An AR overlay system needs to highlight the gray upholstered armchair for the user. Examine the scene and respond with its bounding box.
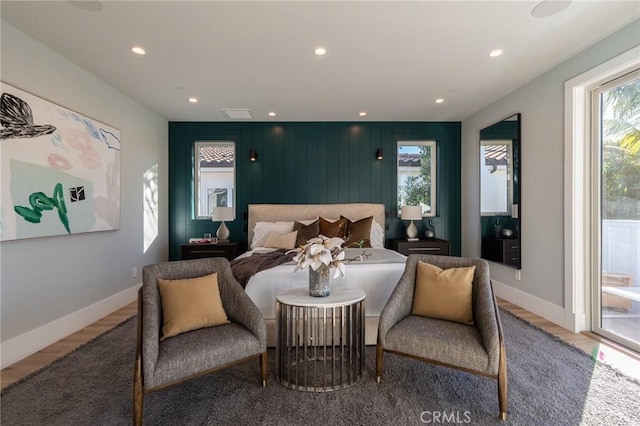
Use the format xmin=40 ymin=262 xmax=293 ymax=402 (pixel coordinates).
xmin=376 ymin=255 xmax=508 ymax=420
xmin=133 ymin=258 xmax=267 ymax=425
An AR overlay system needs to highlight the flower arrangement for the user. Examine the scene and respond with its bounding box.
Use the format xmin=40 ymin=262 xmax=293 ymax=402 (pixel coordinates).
xmin=287 ymin=235 xmax=346 ymax=279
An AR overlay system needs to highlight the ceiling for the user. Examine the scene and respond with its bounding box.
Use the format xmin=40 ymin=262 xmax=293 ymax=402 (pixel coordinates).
xmin=2 ymin=1 xmax=639 ymax=122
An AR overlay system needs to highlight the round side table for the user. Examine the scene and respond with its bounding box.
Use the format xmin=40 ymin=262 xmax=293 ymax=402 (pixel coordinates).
xmin=276 ymin=287 xmax=365 ymax=392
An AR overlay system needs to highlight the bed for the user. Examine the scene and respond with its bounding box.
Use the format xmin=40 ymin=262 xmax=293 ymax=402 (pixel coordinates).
xmin=239 ymin=203 xmax=407 ymax=345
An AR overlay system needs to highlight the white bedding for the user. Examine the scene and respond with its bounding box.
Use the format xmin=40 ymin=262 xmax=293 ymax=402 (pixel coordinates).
xmin=242 ymin=248 xmax=407 ymax=320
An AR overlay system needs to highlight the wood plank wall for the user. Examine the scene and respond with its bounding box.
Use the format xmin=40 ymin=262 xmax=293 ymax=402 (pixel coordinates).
xmin=169 ymin=122 xmax=461 ymax=260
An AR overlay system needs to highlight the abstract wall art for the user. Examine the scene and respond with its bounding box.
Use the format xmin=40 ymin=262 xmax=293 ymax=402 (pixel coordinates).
xmin=0 ymin=83 xmax=120 ymax=241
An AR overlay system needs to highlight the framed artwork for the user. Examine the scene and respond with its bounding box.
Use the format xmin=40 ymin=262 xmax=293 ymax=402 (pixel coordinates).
xmin=0 ymin=83 xmax=120 ymax=241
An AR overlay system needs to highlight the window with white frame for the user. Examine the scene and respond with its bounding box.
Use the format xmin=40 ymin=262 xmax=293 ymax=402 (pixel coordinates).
xmin=397 ymin=141 xmax=437 ymax=217
xmin=194 ymin=141 xmax=235 ymax=219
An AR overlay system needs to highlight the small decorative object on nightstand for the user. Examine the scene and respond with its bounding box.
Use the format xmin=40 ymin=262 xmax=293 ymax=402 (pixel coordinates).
xmin=401 ymin=205 xmax=422 ymax=239
xmin=425 ymin=219 xmax=436 ymax=239
xmin=391 ymin=238 xmax=450 ymax=256
xmin=211 ymin=207 xmax=234 ymax=242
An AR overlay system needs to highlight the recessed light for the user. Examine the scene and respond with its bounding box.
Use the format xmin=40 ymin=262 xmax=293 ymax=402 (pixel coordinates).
xmin=268 ymin=112 xmax=276 ymax=117
xmin=359 ymin=112 xmax=367 ymax=117
xmin=435 ymin=99 xmax=444 ymax=104
xmin=131 ymin=46 xmax=146 ymax=55
xmin=314 ymin=47 xmax=327 ymax=56
xmin=188 ymin=97 xmax=198 ymax=103
xmin=489 ymin=49 xmax=503 ymax=58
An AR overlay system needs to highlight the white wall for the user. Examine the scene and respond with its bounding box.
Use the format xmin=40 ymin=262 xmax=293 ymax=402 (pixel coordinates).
xmin=0 ymin=22 xmax=168 ymax=366
xmin=462 ymin=20 xmax=640 ymax=325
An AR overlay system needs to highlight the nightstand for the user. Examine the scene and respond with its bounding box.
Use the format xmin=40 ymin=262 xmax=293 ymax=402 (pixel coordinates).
xmin=390 ymin=238 xmax=451 ymax=256
xmin=180 ymin=241 xmax=241 ymax=261
xmin=482 ymin=237 xmax=520 ymax=268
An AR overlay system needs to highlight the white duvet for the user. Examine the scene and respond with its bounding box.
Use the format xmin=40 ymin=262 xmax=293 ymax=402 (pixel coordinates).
xmin=242 ymin=248 xmax=407 ymax=319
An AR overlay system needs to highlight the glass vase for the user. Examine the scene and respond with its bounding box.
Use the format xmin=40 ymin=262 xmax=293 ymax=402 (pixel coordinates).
xmin=309 ymin=265 xmax=331 ymax=297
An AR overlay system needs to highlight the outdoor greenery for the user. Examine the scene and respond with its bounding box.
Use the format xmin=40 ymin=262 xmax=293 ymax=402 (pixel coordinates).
xmin=602 ymin=76 xmax=640 ymax=220
xmin=400 ymin=146 xmax=432 ymax=213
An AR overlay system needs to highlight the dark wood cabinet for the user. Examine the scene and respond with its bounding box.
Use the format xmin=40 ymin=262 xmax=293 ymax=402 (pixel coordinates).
xmin=390 ymin=238 xmax=451 ymax=256
xmin=482 ymin=237 xmax=520 ymax=268
xmin=180 ymin=241 xmax=241 ymax=261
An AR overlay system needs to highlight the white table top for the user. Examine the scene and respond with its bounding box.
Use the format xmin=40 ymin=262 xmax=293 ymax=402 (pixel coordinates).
xmin=276 ymin=287 xmax=365 ymax=307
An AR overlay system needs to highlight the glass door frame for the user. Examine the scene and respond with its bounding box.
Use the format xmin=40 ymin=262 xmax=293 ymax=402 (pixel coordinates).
xmin=590 ymin=69 xmax=640 ymax=353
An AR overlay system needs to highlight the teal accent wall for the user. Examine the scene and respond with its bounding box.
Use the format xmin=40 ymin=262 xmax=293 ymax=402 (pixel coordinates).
xmin=169 ymin=122 xmax=461 ymax=260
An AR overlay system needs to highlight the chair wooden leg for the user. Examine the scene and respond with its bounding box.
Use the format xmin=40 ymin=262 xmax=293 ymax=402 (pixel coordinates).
xmin=376 ymin=343 xmax=383 ymax=383
xmin=498 ymin=345 xmax=508 ymax=421
xmin=260 ymin=351 xmax=268 ymax=387
xmin=133 ymin=353 xmax=144 ymax=426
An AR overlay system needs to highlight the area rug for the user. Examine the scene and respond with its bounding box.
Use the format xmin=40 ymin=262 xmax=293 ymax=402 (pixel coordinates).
xmin=2 ymin=310 xmax=638 ymax=425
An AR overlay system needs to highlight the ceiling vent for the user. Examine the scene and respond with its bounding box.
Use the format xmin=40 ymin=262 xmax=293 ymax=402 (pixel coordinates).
xmin=221 ymin=108 xmax=252 ymax=119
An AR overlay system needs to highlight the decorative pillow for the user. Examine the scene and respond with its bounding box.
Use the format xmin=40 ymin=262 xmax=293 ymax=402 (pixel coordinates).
xmin=157 ymin=272 xmax=229 ymax=340
xmin=341 ymin=215 xmax=373 ymax=248
xmin=412 ymin=261 xmax=475 ymax=325
xmin=293 ymin=219 xmax=320 ymax=246
xmin=370 ymin=220 xmax=385 ymax=248
xmin=251 ymin=221 xmax=294 ymax=248
xmin=319 ymin=217 xmax=348 ymax=238
xmin=264 ymin=230 xmax=298 ymax=250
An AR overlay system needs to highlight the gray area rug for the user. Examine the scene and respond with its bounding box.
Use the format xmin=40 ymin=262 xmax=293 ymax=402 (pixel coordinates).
xmin=2 ymin=310 xmax=639 ymax=425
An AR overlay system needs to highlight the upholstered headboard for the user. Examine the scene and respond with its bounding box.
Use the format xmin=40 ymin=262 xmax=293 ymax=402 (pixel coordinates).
xmin=247 ymin=203 xmax=385 ymax=246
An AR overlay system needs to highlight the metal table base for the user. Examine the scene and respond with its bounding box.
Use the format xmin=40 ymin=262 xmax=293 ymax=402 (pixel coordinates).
xmin=276 ymin=288 xmax=365 ymax=392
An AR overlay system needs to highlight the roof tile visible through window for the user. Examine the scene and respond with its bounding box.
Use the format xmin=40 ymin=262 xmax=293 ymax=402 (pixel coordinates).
xmin=483 ymin=145 xmax=507 ymax=166
xmin=200 ymin=146 xmax=234 ymax=167
xmin=398 ymin=153 xmax=421 ymax=167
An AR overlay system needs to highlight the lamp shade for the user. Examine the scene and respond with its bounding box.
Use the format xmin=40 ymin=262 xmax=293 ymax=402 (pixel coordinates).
xmin=400 ymin=205 xmax=422 ymax=221
xmin=211 ymin=207 xmax=234 ymax=222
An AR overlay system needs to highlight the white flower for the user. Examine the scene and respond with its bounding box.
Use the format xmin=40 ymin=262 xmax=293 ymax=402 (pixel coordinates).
xmin=287 ymin=235 xmax=346 ymax=278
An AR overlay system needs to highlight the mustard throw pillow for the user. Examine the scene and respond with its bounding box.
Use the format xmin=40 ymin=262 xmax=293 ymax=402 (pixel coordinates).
xmin=412 ymin=261 xmax=475 ymax=324
xmin=157 ymin=272 xmax=229 ymax=340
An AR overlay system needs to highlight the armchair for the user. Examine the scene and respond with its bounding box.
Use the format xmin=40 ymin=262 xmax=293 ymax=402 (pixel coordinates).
xmin=133 ymin=258 xmax=267 ymax=425
xmin=376 ymin=255 xmax=507 ymax=420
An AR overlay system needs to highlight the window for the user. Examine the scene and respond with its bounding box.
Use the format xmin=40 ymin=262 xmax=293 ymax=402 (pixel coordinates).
xmin=194 ymin=141 xmax=235 ymax=219
xmin=480 ymin=140 xmax=513 ymax=215
xmin=397 ymin=141 xmax=437 ymax=217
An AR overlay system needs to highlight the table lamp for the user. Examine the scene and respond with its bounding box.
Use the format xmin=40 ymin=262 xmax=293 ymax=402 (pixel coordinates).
xmin=401 ymin=205 xmax=422 ymax=239
xmin=211 ymin=207 xmax=234 ymax=242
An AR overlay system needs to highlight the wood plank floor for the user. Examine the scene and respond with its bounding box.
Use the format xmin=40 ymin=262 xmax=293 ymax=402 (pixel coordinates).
xmin=2 ymin=298 xmax=638 ymax=389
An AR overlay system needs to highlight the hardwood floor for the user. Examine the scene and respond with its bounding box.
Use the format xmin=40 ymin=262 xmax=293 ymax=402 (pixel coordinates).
xmin=1 ymin=298 xmax=638 ymax=389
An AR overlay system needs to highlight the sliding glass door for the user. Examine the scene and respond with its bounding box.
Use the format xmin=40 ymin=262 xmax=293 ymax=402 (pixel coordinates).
xmin=592 ymin=69 xmax=640 ymax=352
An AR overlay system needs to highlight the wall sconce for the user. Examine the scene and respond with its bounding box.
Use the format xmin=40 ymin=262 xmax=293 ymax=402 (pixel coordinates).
xmin=376 ymin=148 xmax=383 ymax=160
xmin=249 ymin=149 xmax=258 ymax=162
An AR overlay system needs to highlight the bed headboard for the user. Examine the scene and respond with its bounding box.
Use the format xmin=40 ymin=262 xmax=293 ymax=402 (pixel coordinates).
xmin=247 ymin=203 xmax=385 ymax=246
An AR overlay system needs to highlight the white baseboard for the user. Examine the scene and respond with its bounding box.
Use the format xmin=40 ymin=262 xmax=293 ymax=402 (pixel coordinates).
xmin=1 ymin=284 xmax=140 ymax=369
xmin=492 ymin=280 xmax=566 ymax=328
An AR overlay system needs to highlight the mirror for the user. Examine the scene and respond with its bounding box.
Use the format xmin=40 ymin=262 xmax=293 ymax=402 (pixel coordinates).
xmin=480 ymin=114 xmax=521 ymax=269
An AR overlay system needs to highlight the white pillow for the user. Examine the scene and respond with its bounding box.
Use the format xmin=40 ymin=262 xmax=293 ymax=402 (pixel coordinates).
xmin=251 ymin=221 xmax=294 ymax=248
xmin=370 ymin=220 xmax=385 ymax=248
xmin=264 ymin=230 xmax=298 ymax=250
